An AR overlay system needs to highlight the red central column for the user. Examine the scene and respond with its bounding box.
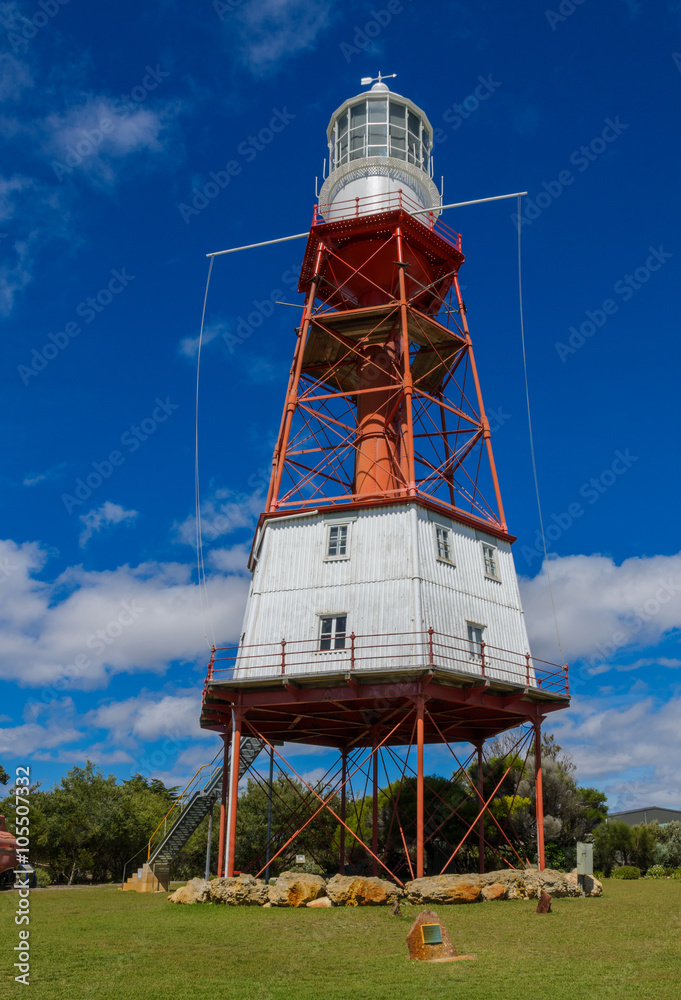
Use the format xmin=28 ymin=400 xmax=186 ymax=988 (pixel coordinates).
xmin=355 ymin=339 xmax=401 ymax=497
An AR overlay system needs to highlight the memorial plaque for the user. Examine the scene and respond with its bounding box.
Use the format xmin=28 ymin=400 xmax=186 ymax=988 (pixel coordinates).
xmin=406 ymin=909 xmax=475 ymax=963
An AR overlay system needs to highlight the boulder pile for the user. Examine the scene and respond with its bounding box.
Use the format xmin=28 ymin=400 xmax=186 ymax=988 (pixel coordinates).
xmin=167 ymin=868 xmax=602 ymax=906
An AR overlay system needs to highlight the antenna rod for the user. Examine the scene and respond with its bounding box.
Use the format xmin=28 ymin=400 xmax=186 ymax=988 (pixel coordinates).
xmin=205 ymin=192 xmax=529 ymax=258
xmin=412 ymin=191 xmax=528 ymax=216
xmin=206 ymin=232 xmax=309 ymax=258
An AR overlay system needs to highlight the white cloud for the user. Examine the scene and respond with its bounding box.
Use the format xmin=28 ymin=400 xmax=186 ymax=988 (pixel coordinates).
xmin=551 ymin=693 xmax=681 ymax=810
xmin=78 ymin=501 xmax=139 ymax=547
xmin=178 ymin=320 xmax=227 ymax=360
xmin=207 ymin=544 xmax=251 ymax=574
xmin=23 ymin=463 xmax=66 ymax=487
xmin=175 ymin=485 xmax=265 ymax=547
xmin=520 ymin=552 xmax=681 ymax=666
xmin=43 ymin=97 xmax=179 ymax=189
xmin=0 ymin=697 xmax=82 ymax=756
xmin=87 ymin=691 xmax=207 ymax=746
xmin=231 ymin=0 xmax=336 ymax=73
xmin=0 ymin=538 xmax=250 ymax=689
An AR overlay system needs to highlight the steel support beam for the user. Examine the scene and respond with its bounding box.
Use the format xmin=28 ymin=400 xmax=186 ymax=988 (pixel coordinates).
xmin=340 ymin=749 xmax=347 ymax=875
xmin=416 ymin=695 xmax=425 ymax=878
xmin=216 ymin=733 xmax=229 ymax=879
xmin=226 ymin=708 xmax=242 ymax=877
xmin=535 ymin=717 xmax=545 ymax=871
xmin=477 ymin=742 xmax=485 ymax=874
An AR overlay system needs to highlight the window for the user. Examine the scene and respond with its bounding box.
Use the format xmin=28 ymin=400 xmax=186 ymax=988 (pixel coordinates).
xmin=327 ymin=524 xmax=348 ymax=558
xmin=436 ymin=525 xmax=451 ymax=562
xmin=482 ymin=543 xmax=499 ymax=579
xmin=320 ymin=615 xmax=347 ymax=650
xmin=467 ymin=623 xmax=484 ymax=662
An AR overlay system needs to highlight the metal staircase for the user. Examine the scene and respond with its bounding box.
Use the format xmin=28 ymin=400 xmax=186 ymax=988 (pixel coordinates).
xmin=147 ymin=737 xmax=263 ymax=885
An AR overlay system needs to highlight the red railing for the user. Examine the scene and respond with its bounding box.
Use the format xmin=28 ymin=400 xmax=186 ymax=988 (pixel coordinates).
xmin=313 ymin=189 xmax=462 ymax=252
xmin=206 ymin=628 xmax=569 ymax=697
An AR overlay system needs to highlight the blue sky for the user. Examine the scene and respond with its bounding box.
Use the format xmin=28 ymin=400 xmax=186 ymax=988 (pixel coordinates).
xmin=1 ymin=0 xmax=680 ymax=812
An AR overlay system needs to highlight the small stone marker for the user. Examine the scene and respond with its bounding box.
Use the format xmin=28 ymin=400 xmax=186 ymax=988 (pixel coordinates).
xmin=390 ymin=899 xmax=402 ymax=916
xmin=406 ymin=909 xmax=475 ymax=963
xmin=536 ymin=891 xmax=552 ymax=914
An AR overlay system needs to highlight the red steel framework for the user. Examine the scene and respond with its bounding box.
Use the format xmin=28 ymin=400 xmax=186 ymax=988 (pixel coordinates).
xmin=201 ymin=190 xmax=569 ymax=883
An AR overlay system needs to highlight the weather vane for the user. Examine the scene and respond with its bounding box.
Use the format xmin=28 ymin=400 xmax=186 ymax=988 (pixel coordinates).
xmin=360 ymin=72 xmax=397 ymax=87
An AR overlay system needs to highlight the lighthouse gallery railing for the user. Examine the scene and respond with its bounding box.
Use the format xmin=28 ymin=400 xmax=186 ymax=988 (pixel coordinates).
xmin=206 ymin=628 xmax=569 ymax=697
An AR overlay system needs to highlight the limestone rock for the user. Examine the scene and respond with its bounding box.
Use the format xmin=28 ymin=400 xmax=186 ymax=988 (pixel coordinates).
xmin=209 ymin=874 xmax=269 ymax=906
xmin=404 ymin=868 xmax=592 ymax=904
xmin=481 ymin=882 xmax=506 ymax=901
xmin=405 ymin=875 xmax=482 ymax=905
xmin=268 ymin=871 xmax=326 ymax=907
xmin=306 ymin=896 xmax=333 ymax=908
xmin=167 ymin=877 xmax=211 ymax=904
xmin=325 ymin=875 xmax=402 ymax=907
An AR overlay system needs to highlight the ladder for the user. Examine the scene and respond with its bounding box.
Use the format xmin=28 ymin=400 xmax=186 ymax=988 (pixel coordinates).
xmin=148 ymin=737 xmax=263 ymax=884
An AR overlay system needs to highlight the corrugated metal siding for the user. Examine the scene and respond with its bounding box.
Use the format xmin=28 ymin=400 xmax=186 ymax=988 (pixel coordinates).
xmin=237 ymin=503 xmax=534 ymax=684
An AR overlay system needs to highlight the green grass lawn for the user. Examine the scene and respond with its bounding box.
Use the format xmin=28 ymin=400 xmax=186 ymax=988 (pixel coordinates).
xmin=2 ymin=880 xmax=680 ymax=999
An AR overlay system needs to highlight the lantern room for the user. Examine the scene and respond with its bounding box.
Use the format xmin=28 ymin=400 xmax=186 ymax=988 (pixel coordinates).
xmin=318 ymin=81 xmax=442 ymax=220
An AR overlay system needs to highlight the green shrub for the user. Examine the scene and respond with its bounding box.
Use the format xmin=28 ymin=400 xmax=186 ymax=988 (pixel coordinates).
xmin=669 ymin=867 xmax=681 ymax=880
xmin=34 ymin=868 xmax=52 ymax=888
xmin=644 ymin=864 xmax=667 ymax=879
xmin=593 ymin=870 xmax=605 ymax=881
xmin=612 ymin=865 xmax=640 ymax=880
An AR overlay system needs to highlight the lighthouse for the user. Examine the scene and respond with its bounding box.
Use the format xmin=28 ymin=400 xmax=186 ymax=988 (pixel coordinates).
xmin=201 ymin=77 xmax=570 ymax=884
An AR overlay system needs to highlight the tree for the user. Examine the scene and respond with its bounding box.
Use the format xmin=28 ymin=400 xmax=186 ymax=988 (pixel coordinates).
xmin=653 ymin=821 xmax=681 ymax=868
xmin=0 ymin=762 xmax=176 ymax=884
xmin=0 ymin=764 xmax=10 ymax=786
xmin=594 ymin=820 xmax=634 ymax=874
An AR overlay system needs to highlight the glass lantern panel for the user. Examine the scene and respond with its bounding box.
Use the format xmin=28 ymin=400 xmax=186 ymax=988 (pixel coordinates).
xmin=368 ymin=99 xmax=387 ymax=122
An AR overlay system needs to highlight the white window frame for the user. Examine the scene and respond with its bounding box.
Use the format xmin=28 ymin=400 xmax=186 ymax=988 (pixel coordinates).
xmin=435 ymin=524 xmax=454 ymax=564
xmin=318 ymin=614 xmax=348 ymax=651
xmin=481 ymin=541 xmax=500 ymax=581
xmin=323 ymin=516 xmax=355 ymax=562
xmin=466 ymin=622 xmax=485 ymax=662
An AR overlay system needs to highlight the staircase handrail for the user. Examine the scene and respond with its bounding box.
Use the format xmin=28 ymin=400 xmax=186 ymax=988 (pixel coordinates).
xmin=146 ymin=745 xmax=224 ymax=860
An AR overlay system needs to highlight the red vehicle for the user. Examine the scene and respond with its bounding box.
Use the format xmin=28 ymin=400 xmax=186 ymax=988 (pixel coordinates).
xmin=0 ymin=816 xmax=18 ymax=889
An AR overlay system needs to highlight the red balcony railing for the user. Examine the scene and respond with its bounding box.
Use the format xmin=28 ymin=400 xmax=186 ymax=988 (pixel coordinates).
xmin=313 ymin=189 xmax=462 ymax=252
xmin=206 ymin=628 xmax=569 ymax=697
